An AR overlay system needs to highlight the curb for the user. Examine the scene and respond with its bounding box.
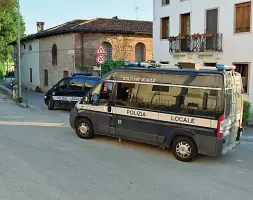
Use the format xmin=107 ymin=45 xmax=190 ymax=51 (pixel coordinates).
xmin=0 ymin=84 xmax=12 ymax=95
xmin=0 ymin=84 xmax=29 ymax=108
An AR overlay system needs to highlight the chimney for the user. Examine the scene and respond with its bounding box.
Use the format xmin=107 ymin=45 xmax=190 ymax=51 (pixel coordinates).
xmin=112 ymin=16 xmax=118 ymax=19
xmin=36 ymin=22 xmax=45 ymax=32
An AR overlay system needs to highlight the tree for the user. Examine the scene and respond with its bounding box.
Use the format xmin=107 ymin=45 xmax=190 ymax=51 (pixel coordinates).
xmin=0 ymin=0 xmax=25 ymax=75
xmin=0 ymin=0 xmax=15 ymax=19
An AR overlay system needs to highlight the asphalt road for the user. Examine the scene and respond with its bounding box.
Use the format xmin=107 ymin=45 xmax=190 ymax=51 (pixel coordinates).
xmin=1 ymin=87 xmax=253 ymax=200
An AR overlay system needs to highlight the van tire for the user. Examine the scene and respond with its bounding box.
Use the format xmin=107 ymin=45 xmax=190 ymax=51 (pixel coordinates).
xmin=48 ymin=98 xmax=55 ymax=110
xmin=172 ymin=137 xmax=197 ymax=162
xmin=75 ymin=118 xmax=94 ymax=139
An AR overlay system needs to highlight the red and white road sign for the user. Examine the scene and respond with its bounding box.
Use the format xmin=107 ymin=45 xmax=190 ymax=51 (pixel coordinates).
xmin=96 ymin=55 xmax=106 ymax=65
xmin=96 ymin=43 xmax=107 ymax=55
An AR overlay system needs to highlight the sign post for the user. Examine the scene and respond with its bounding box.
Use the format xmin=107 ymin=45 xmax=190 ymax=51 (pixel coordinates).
xmin=95 ymin=43 xmax=107 ymax=76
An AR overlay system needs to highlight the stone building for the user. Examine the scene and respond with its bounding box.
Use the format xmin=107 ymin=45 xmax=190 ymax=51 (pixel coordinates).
xmin=9 ymin=18 xmax=153 ymax=92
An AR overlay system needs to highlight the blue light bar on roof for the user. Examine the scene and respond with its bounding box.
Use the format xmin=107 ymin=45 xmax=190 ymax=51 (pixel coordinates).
xmin=216 ymin=64 xmax=236 ymax=70
xmin=124 ymin=61 xmax=139 ymax=67
xmin=71 ymin=72 xmax=93 ymax=76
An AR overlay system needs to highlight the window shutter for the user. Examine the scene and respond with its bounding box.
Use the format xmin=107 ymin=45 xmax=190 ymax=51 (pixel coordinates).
xmin=236 ymin=4 xmax=244 ymax=32
xmin=244 ymin=2 xmax=251 ymax=32
xmin=162 ymin=18 xmax=166 ymax=39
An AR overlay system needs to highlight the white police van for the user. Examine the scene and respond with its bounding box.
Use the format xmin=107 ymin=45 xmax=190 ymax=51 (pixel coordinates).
xmin=69 ymin=64 xmax=243 ymax=162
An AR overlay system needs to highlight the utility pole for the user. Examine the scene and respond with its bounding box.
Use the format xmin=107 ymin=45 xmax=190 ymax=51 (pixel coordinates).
xmin=17 ymin=0 xmax=21 ymax=101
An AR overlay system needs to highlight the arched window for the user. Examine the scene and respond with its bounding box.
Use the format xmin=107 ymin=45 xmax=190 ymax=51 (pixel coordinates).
xmin=135 ymin=43 xmax=146 ymax=62
xmin=102 ymin=42 xmax=112 ymax=61
xmin=52 ymin=44 xmax=57 ymax=65
xmin=29 ymin=45 xmax=32 ymax=51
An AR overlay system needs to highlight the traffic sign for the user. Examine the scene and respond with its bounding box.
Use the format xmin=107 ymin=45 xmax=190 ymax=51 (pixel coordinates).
xmin=96 ymin=43 xmax=107 ymax=55
xmin=96 ymin=55 xmax=106 ymax=65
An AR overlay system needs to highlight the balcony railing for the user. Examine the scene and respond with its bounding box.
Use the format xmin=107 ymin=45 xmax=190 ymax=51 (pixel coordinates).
xmin=168 ymin=33 xmax=222 ymax=53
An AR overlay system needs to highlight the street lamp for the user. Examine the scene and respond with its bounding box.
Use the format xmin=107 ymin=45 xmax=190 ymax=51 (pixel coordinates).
xmin=17 ymin=0 xmax=21 ymax=101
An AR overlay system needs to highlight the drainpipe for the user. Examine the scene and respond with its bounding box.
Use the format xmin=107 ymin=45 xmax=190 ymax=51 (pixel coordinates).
xmin=81 ymin=32 xmax=84 ymax=69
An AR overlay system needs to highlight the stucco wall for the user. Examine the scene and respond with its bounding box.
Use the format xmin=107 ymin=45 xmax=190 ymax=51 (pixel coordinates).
xmin=20 ymin=39 xmax=40 ymax=90
xmin=153 ymin=0 xmax=253 ymax=111
xmin=39 ymin=33 xmax=76 ymax=91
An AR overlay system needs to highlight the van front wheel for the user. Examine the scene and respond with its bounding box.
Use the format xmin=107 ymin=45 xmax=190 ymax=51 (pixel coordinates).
xmin=75 ymin=118 xmax=94 ymax=139
xmin=172 ymin=137 xmax=197 ymax=162
xmin=48 ymin=98 xmax=55 ymax=110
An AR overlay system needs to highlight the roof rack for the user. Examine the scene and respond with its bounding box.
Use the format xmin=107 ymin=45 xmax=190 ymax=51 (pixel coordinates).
xmin=124 ymin=60 xmax=172 ymax=68
xmin=71 ymin=72 xmax=93 ymax=76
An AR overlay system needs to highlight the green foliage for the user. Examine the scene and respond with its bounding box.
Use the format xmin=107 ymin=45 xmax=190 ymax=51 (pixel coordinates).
xmin=243 ymin=100 xmax=251 ymax=122
xmin=0 ymin=0 xmax=15 ymax=19
xmin=101 ymin=60 xmax=125 ymax=76
xmin=0 ymin=0 xmax=26 ymax=76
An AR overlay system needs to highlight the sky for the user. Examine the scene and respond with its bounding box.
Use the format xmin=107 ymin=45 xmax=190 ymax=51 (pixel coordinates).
xmin=19 ymin=0 xmax=153 ymax=34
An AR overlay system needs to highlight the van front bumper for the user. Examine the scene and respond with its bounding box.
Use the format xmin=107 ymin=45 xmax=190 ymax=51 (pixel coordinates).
xmin=69 ymin=106 xmax=77 ymax=129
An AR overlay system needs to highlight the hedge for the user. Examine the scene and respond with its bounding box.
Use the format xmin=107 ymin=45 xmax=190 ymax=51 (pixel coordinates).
xmin=243 ymin=100 xmax=251 ymax=122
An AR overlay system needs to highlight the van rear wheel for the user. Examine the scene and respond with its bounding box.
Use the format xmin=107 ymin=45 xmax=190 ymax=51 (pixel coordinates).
xmin=75 ymin=118 xmax=94 ymax=139
xmin=172 ymin=137 xmax=197 ymax=162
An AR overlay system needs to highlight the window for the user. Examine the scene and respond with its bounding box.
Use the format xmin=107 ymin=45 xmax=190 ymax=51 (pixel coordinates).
xmin=204 ymin=63 xmax=217 ymax=67
xmin=85 ymin=79 xmax=99 ymax=88
xmin=52 ymin=44 xmax=57 ymax=65
xmin=235 ymin=2 xmax=251 ymax=33
xmin=235 ymin=63 xmax=249 ymax=93
xmin=58 ymin=78 xmax=70 ymax=90
xmin=135 ymin=43 xmax=146 ymax=62
xmin=161 ymin=17 xmax=170 ymax=39
xmin=116 ymin=83 xmax=160 ymax=110
xmin=63 ymin=71 xmax=69 ymax=78
xmin=102 ymin=42 xmax=112 ymax=61
xmin=91 ymin=82 xmax=114 ymax=104
xmin=23 ymin=44 xmax=26 ymax=50
xmin=70 ymin=78 xmax=85 ymax=91
xmin=162 ymin=0 xmax=170 ymax=5
xmin=181 ymin=13 xmax=191 ymax=36
xmin=29 ymin=68 xmax=32 ymax=83
xmin=115 ymin=82 xmax=223 ymax=117
xmin=44 ymin=69 xmax=48 ymax=86
xmin=29 ymin=45 xmax=32 ymax=51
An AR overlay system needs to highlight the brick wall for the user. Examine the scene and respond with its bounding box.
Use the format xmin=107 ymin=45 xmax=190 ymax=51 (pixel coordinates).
xmin=75 ymin=33 xmax=153 ymax=71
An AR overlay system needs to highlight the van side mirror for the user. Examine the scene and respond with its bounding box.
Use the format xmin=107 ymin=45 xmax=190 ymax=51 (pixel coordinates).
xmin=91 ymin=93 xmax=99 ymax=105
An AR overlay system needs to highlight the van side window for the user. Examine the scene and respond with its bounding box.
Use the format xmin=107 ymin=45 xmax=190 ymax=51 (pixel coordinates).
xmin=116 ymin=83 xmax=160 ymax=110
xmin=58 ymin=78 xmax=70 ymax=90
xmin=91 ymin=82 xmax=114 ymax=104
xmin=70 ymin=78 xmax=84 ymax=91
xmin=85 ymin=79 xmax=99 ymax=88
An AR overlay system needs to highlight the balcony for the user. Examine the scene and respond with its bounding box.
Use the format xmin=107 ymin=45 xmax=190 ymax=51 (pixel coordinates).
xmin=168 ymin=33 xmax=223 ymax=54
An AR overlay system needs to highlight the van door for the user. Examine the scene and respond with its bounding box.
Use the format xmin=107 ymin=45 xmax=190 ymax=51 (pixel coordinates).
xmin=223 ymin=73 xmax=241 ymax=147
xmin=89 ymin=81 xmax=115 ymax=135
xmin=114 ymin=82 xmax=158 ymax=145
xmin=53 ymin=78 xmax=70 ymax=107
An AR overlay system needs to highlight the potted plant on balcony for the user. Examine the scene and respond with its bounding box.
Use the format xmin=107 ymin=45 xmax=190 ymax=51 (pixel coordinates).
xmin=192 ymin=33 xmax=201 ymax=39
xmin=168 ymin=36 xmax=176 ymax=41
xmin=203 ymin=33 xmax=213 ymax=38
xmin=176 ymin=34 xmax=186 ymax=40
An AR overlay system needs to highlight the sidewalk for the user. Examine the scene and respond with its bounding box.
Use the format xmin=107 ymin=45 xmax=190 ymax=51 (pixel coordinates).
xmin=0 ymin=83 xmax=46 ymax=109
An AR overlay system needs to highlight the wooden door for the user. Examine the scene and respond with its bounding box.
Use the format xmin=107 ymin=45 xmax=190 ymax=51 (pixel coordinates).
xmin=180 ymin=13 xmax=190 ymax=51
